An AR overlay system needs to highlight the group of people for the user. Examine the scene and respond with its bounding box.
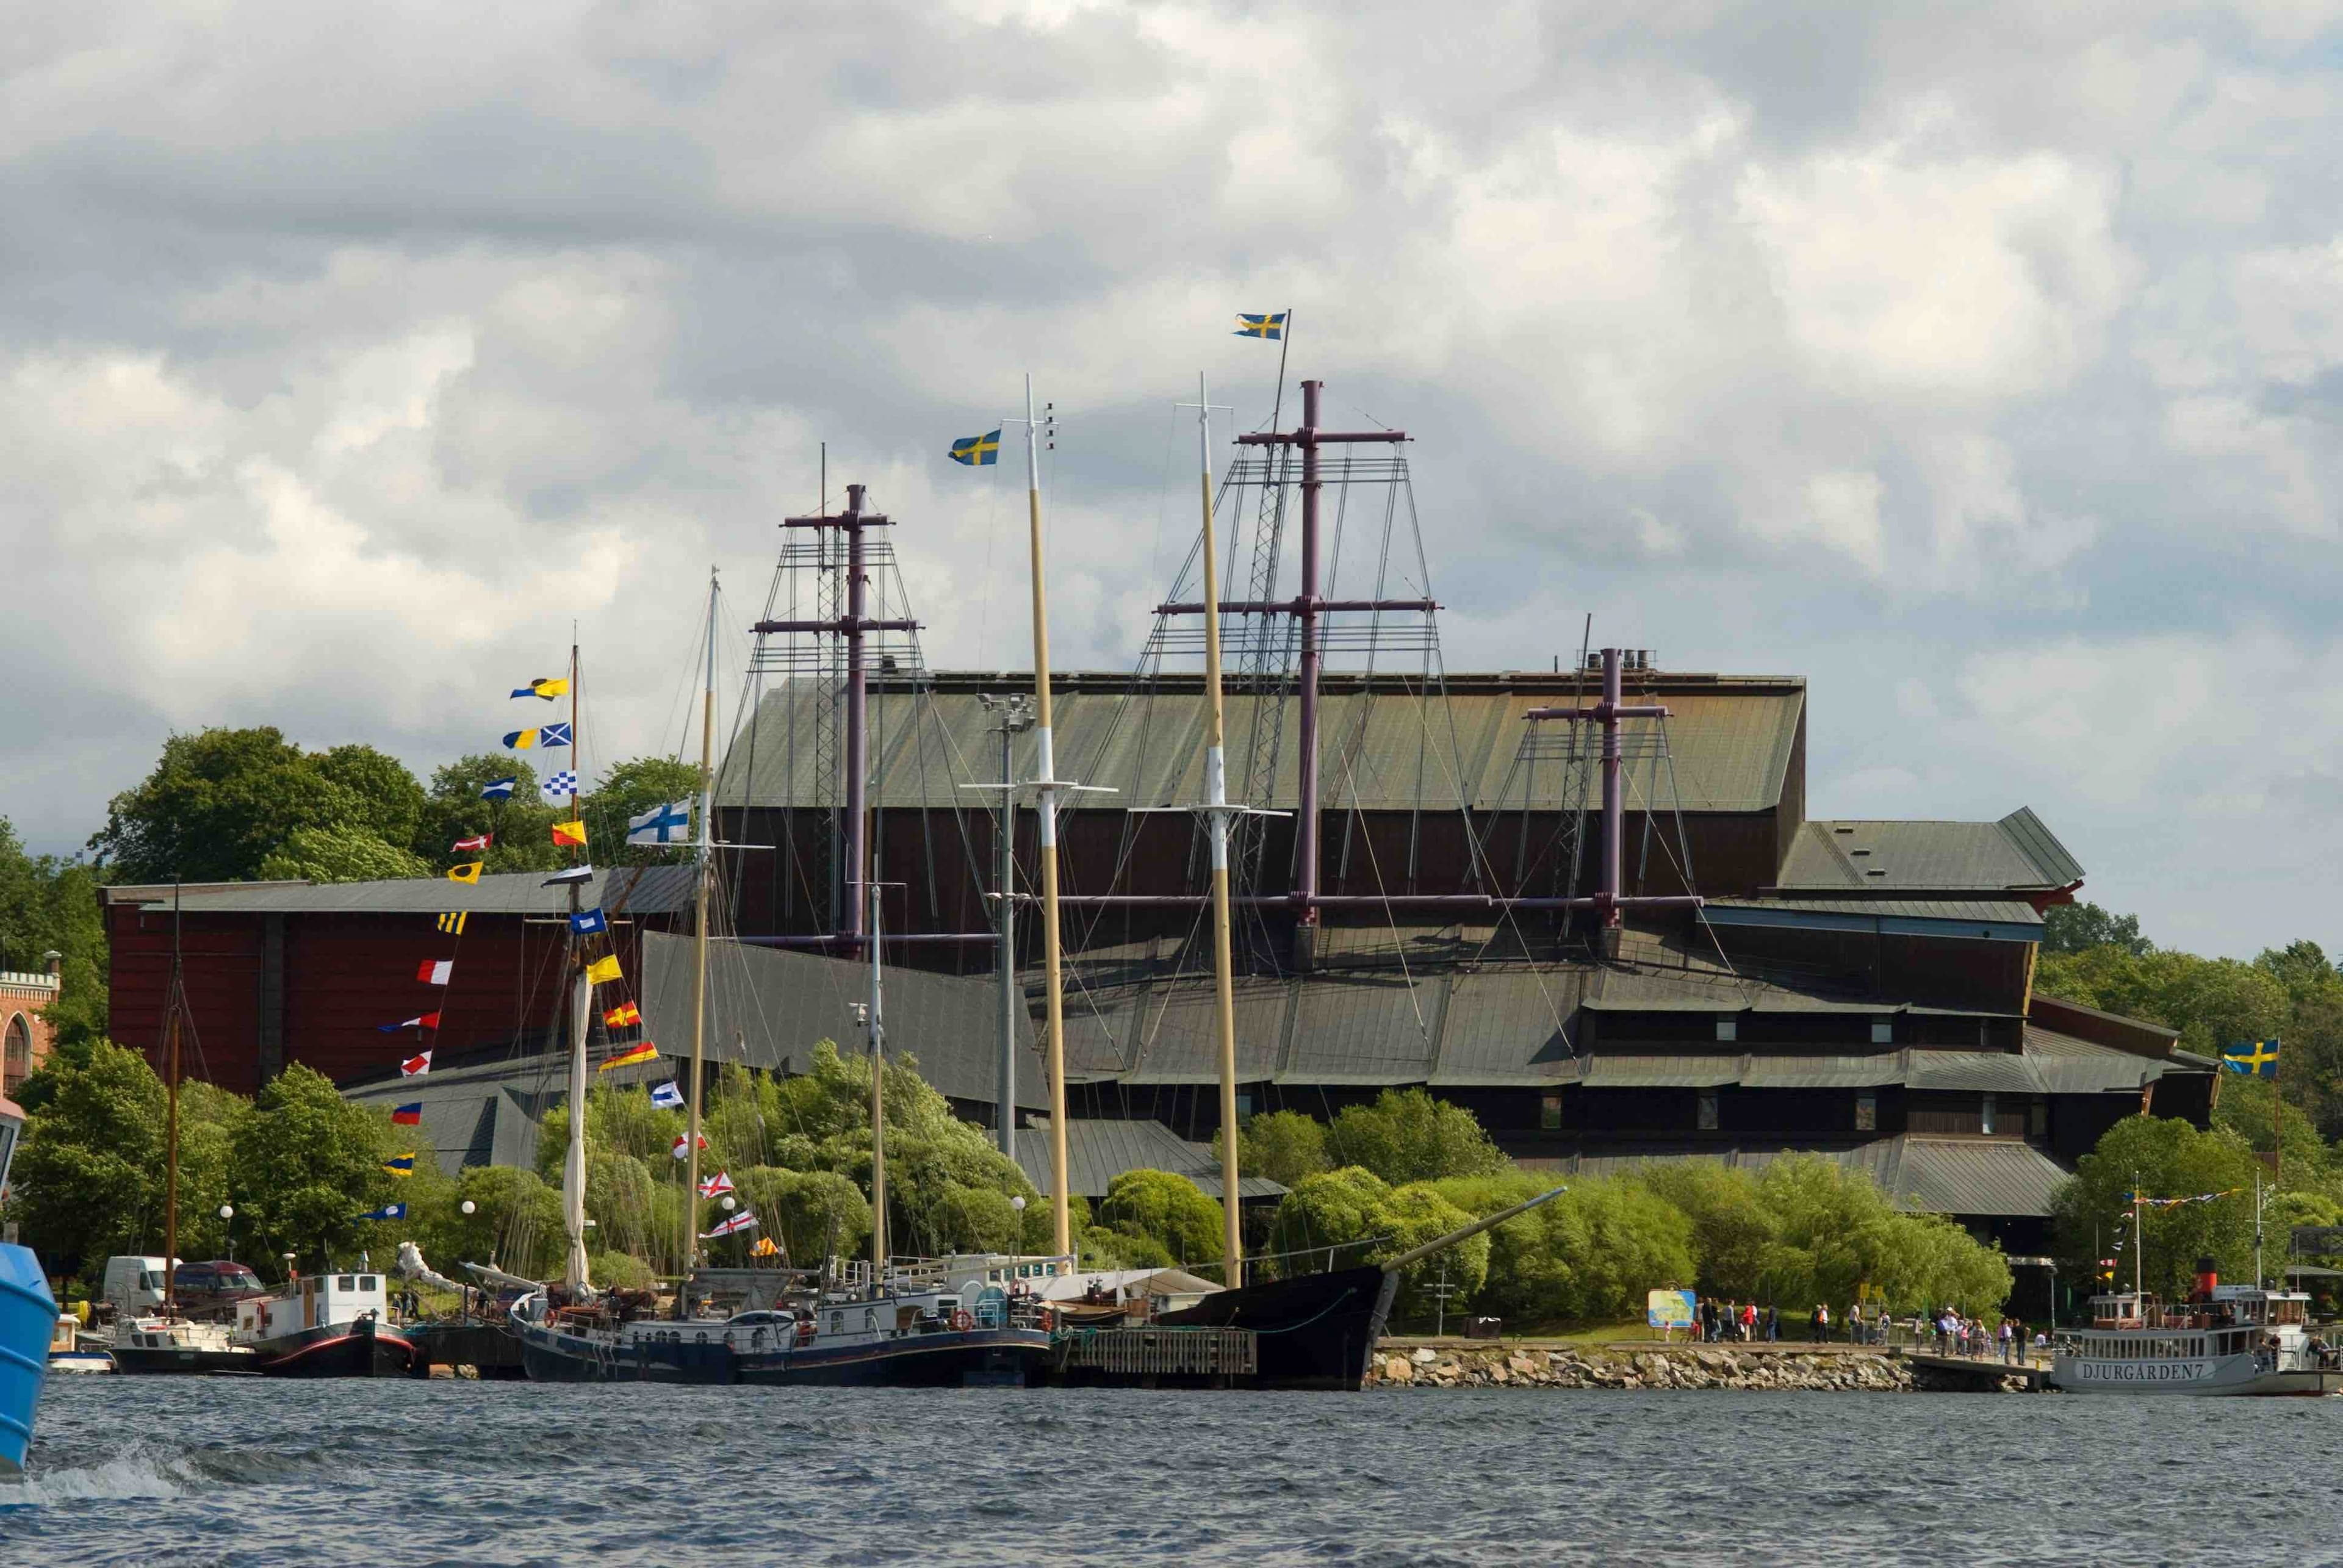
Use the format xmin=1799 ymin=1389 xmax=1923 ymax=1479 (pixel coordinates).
xmin=1696 ymin=1298 xmax=1779 ymax=1342
xmin=1929 ymin=1311 xmax=2029 ymax=1363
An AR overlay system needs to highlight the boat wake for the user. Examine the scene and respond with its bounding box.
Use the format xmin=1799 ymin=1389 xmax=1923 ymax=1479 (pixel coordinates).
xmin=1 ymin=1440 xmax=328 ymax=1507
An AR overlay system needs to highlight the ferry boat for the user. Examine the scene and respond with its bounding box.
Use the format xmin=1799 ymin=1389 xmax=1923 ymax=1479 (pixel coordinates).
xmin=2052 ymin=1264 xmax=2342 ymax=1396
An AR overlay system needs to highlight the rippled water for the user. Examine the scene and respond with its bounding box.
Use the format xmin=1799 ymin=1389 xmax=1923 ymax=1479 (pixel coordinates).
xmin=4 ymin=1375 xmax=2339 ymax=1566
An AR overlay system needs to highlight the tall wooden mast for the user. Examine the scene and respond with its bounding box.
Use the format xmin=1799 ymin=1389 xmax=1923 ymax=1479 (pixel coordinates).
xmin=684 ymin=569 xmax=717 ymax=1270
xmin=162 ymin=882 xmax=184 ymax=1314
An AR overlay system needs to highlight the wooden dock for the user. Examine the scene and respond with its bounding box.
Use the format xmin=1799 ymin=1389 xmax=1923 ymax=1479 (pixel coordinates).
xmin=1059 ymin=1326 xmax=1257 ymax=1384
xmin=1894 ymin=1349 xmax=2051 ymax=1389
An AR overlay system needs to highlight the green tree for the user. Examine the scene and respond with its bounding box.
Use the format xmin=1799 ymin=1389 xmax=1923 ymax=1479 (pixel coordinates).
xmin=733 ymin=1166 xmax=872 ymax=1264
xmin=1374 ymin=1182 xmax=1488 ymax=1323
xmin=1266 ymin=1166 xmax=1391 ymax=1271
xmin=228 ymin=1063 xmax=398 ymax=1270
xmin=0 ymin=820 xmax=111 ymax=1058
xmin=1214 ymin=1109 xmax=1331 ymax=1189
xmin=1324 ymin=1088 xmax=1510 ymax=1185
xmin=255 ymin=825 xmax=431 ymax=884
xmin=1096 ymin=1169 xmax=1226 ymax=1267
xmin=92 ymin=727 xmax=379 ymax=882
xmin=1634 ymin=1161 xmax=1779 ymax=1297
xmin=1438 ymin=1171 xmax=1696 ymax=1325
xmin=415 ymin=754 xmax=561 ymax=874
xmin=2051 ymin=1115 xmax=2263 ymax=1298
xmin=2041 ymin=901 xmax=2151 ymax=956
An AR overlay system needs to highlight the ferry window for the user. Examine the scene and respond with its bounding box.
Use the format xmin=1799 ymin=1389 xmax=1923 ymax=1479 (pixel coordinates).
xmin=1541 ymin=1095 xmax=1563 ymax=1131
xmin=339 ymin=1276 xmax=356 ymax=1292
xmin=1714 ymin=1016 xmax=1737 ymax=1043
xmin=829 ymin=1313 xmax=843 ymax=1334
xmin=1980 ymin=1094 xmax=1997 ymax=1136
xmin=1697 ymin=1091 xmax=1719 ymax=1132
xmin=359 ymin=1277 xmax=377 ymax=1291
xmin=1870 ymin=1016 xmax=1894 ymax=1045
xmin=1854 ymin=1092 xmax=1876 ymax=1132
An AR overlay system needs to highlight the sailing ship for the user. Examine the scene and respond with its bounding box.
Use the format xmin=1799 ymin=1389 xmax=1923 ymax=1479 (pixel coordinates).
xmin=106 ymin=889 xmax=261 ymax=1377
xmin=512 ymin=575 xmax=1057 ymax=1386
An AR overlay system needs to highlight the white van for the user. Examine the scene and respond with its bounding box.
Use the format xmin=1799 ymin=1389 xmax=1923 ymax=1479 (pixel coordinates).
xmin=101 ymin=1256 xmax=177 ymax=1318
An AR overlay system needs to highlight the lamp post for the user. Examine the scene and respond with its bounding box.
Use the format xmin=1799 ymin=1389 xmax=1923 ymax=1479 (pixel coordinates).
xmin=218 ymin=1204 xmax=235 ymax=1264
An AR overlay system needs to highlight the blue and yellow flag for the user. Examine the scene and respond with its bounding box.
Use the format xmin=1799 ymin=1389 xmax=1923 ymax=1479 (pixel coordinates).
xmin=1234 ymin=312 xmax=1286 ymax=340
xmin=382 ymin=1153 xmax=417 ymax=1178
xmin=2222 ymin=1038 xmax=2280 ymax=1077
xmin=511 ymin=677 xmax=569 ymax=701
xmin=949 ymin=430 xmax=1001 ymax=466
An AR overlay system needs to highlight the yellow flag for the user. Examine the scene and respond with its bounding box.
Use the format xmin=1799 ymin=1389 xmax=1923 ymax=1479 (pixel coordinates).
xmin=552 ymin=819 xmax=588 ymax=847
xmin=585 ymin=954 xmax=622 ymax=986
xmin=447 ymin=862 xmax=483 ymax=885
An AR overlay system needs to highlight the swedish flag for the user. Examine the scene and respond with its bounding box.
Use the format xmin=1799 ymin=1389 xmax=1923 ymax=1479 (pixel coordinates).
xmin=949 ymin=430 xmax=1001 ymax=466
xmin=2223 ymin=1038 xmax=2281 ymax=1077
xmin=1234 ymin=312 xmax=1286 ymax=340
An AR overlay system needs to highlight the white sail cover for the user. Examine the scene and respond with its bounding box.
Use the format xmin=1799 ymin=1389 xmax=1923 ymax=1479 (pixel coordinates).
xmin=394 ymin=1240 xmax=467 ymax=1295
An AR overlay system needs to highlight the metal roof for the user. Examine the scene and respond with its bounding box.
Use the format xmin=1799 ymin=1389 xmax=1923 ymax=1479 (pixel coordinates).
xmin=1703 ymin=899 xmax=2043 ymax=943
xmin=634 ymin=933 xmax=1044 ymax=1111
xmin=1521 ymin=1134 xmax=2073 ymax=1218
xmin=1773 ymin=809 xmax=2084 ymax=893
xmin=1012 ymin=1119 xmax=1286 ymax=1202
xmin=716 ymin=669 xmax=1805 ymax=815
xmin=344 ymin=1059 xmax=558 ymax=1175
xmin=106 ymin=866 xmax=699 ymax=918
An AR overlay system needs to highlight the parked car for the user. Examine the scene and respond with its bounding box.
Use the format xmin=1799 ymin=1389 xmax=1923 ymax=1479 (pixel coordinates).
xmin=171 ymin=1261 xmax=267 ymax=1318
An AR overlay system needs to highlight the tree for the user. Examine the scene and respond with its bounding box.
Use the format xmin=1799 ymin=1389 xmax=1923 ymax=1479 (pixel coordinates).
xmin=2041 ymin=902 xmax=2151 ymax=957
xmin=1374 ymin=1182 xmax=1488 ymax=1322
xmin=1325 ymin=1088 xmax=1510 ymax=1185
xmin=415 ymin=754 xmax=561 ymax=874
xmin=1266 ymin=1166 xmax=1391 ymax=1271
xmin=2051 ymin=1115 xmax=2263 ymax=1298
xmin=229 ymin=1063 xmax=398 ymax=1270
xmin=733 ymin=1167 xmax=871 ymax=1264
xmin=255 ymin=825 xmax=431 ymax=884
xmin=0 ymin=819 xmax=110 ymax=1058
xmin=1214 ymin=1109 xmax=1331 ymax=1189
xmin=1096 ymin=1170 xmax=1226 ymax=1267
xmin=1438 ymin=1171 xmax=1696 ymax=1325
xmin=92 ymin=728 xmax=356 ymax=882
xmin=1634 ymin=1162 xmax=1779 ymax=1298
xmin=8 ymin=1038 xmax=167 ymax=1278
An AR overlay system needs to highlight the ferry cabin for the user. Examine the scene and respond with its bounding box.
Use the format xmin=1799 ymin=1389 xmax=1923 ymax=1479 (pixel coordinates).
xmin=238 ymin=1272 xmax=389 ymax=1343
xmin=2066 ymin=1286 xmax=2308 ymax=1363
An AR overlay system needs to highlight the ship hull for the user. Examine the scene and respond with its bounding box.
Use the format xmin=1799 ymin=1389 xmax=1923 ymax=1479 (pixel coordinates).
xmin=250 ymin=1318 xmax=416 ymax=1378
xmin=0 ymin=1243 xmax=53 ymax=1479
xmin=1149 ymin=1264 xmax=1396 ymax=1391
xmin=111 ymin=1343 xmax=257 ymax=1375
xmin=517 ymin=1321 xmax=1053 ymax=1387
xmin=2051 ymin=1351 xmax=2343 ymax=1396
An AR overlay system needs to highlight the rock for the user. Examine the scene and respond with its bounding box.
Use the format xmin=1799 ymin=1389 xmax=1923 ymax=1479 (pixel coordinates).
xmin=1383 ymin=1355 xmax=1414 ymax=1384
xmin=1412 ymin=1347 xmax=1438 ymax=1365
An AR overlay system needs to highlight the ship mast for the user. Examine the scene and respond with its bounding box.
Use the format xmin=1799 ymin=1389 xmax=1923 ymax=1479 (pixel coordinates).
xmin=162 ymin=881 xmax=184 ymax=1316
xmin=561 ymin=639 xmax=591 ymax=1295
xmin=1186 ymin=372 xmax=1245 ymax=1287
xmin=867 ymin=880 xmax=887 ymax=1285
xmin=1020 ymin=373 xmax=1076 ymax=1262
xmin=684 ymin=569 xmax=717 ymax=1271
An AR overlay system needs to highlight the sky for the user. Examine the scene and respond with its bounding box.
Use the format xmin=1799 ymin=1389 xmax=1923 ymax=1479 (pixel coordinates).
xmin=4 ymin=0 xmax=2342 ymax=957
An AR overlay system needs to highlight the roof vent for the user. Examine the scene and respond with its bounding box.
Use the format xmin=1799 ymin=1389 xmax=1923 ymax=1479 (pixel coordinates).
xmin=1865 ymin=868 xmax=1887 ymax=878
xmin=1832 ymin=825 xmax=1855 ymax=835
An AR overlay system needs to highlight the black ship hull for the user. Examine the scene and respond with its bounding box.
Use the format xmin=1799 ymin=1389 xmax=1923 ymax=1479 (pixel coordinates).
xmin=251 ymin=1318 xmax=416 ymax=1378
xmin=1150 ymin=1265 xmax=1396 ymax=1391
xmin=110 ymin=1342 xmax=258 ymax=1375
xmin=518 ymin=1321 xmax=1053 ymax=1387
xmin=406 ymin=1320 xmax=527 ymax=1379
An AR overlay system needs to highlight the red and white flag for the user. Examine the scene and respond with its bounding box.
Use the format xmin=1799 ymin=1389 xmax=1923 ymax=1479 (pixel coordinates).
xmin=671 ymin=1132 xmax=708 ymax=1160
xmin=698 ymin=1171 xmax=733 ymax=1198
xmin=698 ymin=1210 xmax=758 ymax=1240
xmin=400 ymin=1049 xmax=434 ymax=1077
xmin=451 ymin=833 xmax=492 ymax=852
xmin=416 ymin=960 xmax=453 ymax=985
xmin=377 ymin=1012 xmax=441 ymax=1033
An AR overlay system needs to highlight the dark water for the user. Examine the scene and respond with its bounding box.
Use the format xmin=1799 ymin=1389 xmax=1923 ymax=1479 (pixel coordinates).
xmin=4 ymin=1376 xmax=2339 ymax=1566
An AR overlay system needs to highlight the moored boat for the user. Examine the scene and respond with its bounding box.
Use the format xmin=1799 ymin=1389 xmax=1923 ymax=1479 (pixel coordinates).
xmin=0 ymin=1093 xmax=52 ymax=1478
xmin=2051 ymin=1270 xmax=2342 ymax=1396
xmin=46 ymin=1315 xmax=112 ymax=1374
xmin=232 ymin=1271 xmax=416 ymax=1377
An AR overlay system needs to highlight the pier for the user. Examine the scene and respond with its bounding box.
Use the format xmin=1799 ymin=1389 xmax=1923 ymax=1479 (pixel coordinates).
xmin=1893 ymin=1349 xmax=2050 ymax=1390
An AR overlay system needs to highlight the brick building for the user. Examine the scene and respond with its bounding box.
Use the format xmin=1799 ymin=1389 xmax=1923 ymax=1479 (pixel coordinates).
xmin=1 ymin=957 xmax=60 ymax=1099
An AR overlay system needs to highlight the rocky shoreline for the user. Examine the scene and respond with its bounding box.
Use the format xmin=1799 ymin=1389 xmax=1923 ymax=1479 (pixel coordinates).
xmin=1367 ymin=1343 xmax=2044 ymax=1393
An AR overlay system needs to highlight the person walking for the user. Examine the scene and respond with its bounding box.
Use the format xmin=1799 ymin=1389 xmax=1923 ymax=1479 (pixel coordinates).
xmin=1765 ymin=1303 xmax=1778 ymax=1343
xmin=1741 ymin=1301 xmax=1757 ymax=1342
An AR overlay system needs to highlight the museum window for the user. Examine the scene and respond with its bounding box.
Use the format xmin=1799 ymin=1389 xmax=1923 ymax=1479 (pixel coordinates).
xmin=1870 ymin=1015 xmax=1894 ymax=1045
xmin=1 ymin=1014 xmax=29 ymax=1098
xmin=1981 ymin=1093 xmax=1998 ymax=1136
xmin=1541 ymin=1094 xmax=1563 ymax=1131
xmin=1854 ymin=1091 xmax=1877 ymax=1132
xmin=1697 ymin=1090 xmax=1719 ymax=1131
xmin=1714 ymin=1016 xmax=1737 ymax=1043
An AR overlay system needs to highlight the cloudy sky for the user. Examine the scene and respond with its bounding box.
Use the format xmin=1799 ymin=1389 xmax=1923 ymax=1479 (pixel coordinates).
xmin=5 ymin=0 xmax=2341 ymax=956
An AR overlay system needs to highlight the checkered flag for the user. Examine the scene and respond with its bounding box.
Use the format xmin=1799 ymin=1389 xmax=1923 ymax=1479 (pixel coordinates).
xmin=541 ymin=769 xmax=578 ymax=805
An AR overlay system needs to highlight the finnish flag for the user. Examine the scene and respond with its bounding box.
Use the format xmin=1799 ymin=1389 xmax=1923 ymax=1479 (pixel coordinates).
xmin=627 ymin=799 xmax=694 ymax=846
xmin=649 ymin=1081 xmax=685 ymax=1109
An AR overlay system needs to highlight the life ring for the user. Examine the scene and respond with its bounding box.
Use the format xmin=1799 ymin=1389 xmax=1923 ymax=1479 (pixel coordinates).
xmin=951 ymin=1309 xmax=974 ymax=1332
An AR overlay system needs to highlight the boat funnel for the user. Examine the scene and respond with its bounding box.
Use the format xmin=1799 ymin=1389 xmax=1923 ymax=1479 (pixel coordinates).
xmin=2195 ymin=1256 xmax=2219 ymax=1301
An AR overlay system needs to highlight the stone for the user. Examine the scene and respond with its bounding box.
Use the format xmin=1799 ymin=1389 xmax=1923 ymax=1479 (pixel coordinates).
xmin=1413 ymin=1347 xmax=1438 ymax=1365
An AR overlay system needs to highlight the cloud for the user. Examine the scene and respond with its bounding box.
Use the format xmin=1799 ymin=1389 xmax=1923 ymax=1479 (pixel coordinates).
xmin=2 ymin=0 xmax=2343 ymax=957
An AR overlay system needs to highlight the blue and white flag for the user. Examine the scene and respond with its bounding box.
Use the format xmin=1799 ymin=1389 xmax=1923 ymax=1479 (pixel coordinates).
xmin=481 ymin=776 xmax=517 ymax=801
xmin=649 ymin=1081 xmax=685 ymax=1109
xmin=541 ymin=769 xmax=578 ymax=804
xmin=570 ymin=907 xmax=608 ymax=936
xmin=627 ymin=799 xmax=694 ymax=846
xmin=538 ymin=722 xmax=573 ymax=749
xmin=358 ymin=1203 xmax=408 ymax=1221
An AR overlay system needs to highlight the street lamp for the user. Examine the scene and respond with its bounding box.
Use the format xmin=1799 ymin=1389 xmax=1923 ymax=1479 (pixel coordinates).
xmin=460 ymin=1199 xmax=477 ymax=1215
xmin=218 ymin=1204 xmax=235 ymax=1262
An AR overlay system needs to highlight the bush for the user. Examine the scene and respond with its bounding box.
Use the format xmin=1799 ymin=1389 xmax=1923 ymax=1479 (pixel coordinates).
xmin=1266 ymin=1166 xmax=1390 ymax=1270
xmin=1215 ymin=1110 xmax=1332 ymax=1188
xmin=1326 ymin=1089 xmax=1510 ymax=1185
xmin=1438 ymin=1172 xmax=1696 ymax=1325
xmin=1096 ymin=1170 xmax=1226 ymax=1267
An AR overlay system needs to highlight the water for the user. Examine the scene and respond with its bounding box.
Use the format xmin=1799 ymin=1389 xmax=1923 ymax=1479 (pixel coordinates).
xmin=4 ymin=1377 xmax=2338 ymax=1566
